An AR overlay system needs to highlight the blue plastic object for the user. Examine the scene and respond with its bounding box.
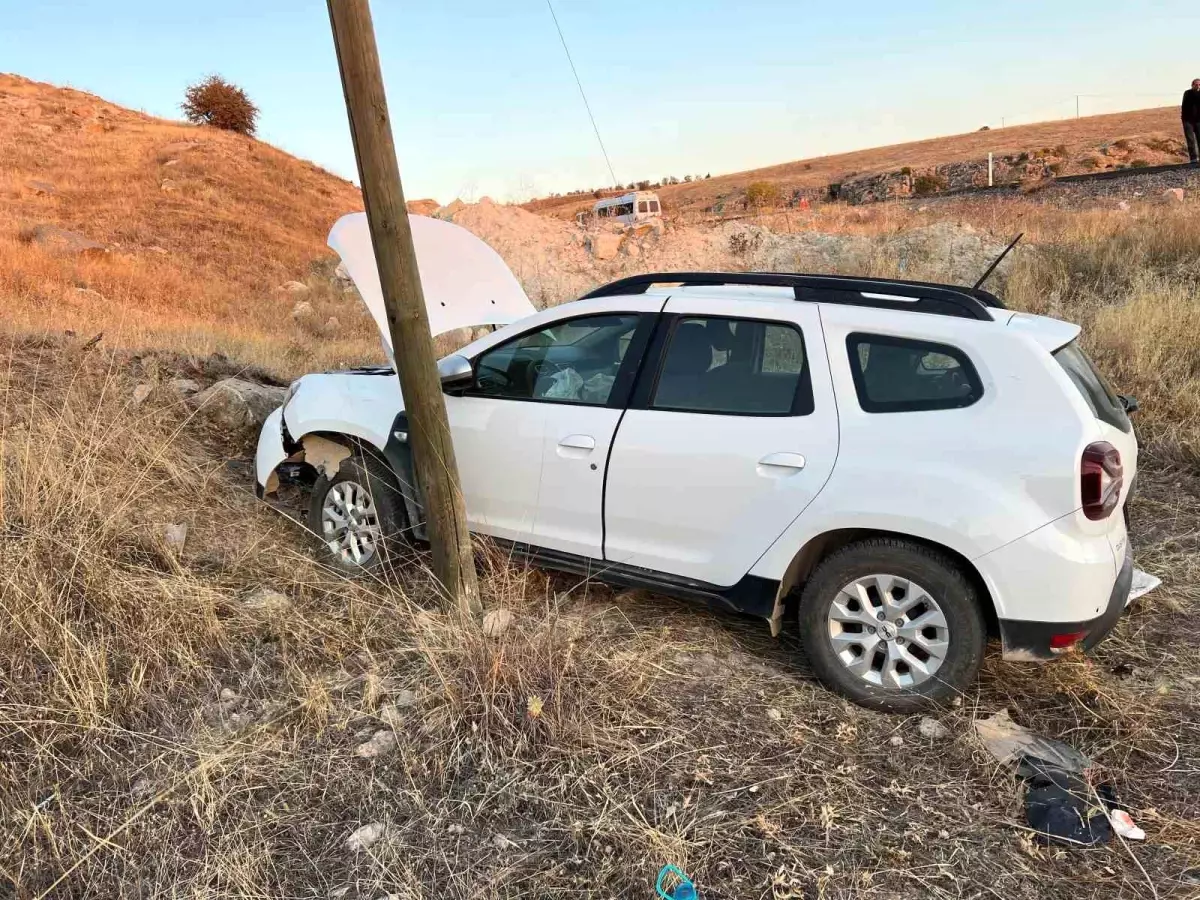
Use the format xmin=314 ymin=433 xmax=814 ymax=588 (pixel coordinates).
xmin=656 ymin=864 xmax=697 ymax=900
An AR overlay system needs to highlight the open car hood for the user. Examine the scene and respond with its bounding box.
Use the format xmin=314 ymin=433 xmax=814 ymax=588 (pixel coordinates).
xmin=328 ymin=212 xmax=535 ymax=360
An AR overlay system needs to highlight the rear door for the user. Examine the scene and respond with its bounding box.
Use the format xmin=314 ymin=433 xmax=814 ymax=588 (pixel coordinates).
xmin=603 ymin=297 xmax=839 ymax=586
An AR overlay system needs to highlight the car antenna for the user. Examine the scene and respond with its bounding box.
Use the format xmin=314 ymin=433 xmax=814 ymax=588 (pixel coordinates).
xmin=972 ymin=233 xmax=1024 ymax=290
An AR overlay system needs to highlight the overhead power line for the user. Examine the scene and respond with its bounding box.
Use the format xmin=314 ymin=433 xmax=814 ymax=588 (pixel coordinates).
xmin=545 ymin=0 xmax=619 ymax=188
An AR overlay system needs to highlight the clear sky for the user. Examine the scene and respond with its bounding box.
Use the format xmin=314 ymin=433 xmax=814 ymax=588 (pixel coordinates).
xmin=2 ymin=1 xmax=1197 ymax=202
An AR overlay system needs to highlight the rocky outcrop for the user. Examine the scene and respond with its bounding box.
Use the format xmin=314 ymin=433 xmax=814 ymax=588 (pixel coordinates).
xmin=191 ymin=378 xmax=285 ymax=434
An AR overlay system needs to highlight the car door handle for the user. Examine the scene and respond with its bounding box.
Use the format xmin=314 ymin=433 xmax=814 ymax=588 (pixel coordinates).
xmin=557 ymin=434 xmax=596 ymax=456
xmin=757 ymin=452 xmax=806 ymax=476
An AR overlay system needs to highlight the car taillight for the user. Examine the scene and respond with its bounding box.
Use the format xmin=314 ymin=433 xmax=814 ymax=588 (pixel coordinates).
xmin=1081 ymin=442 xmax=1122 ymax=520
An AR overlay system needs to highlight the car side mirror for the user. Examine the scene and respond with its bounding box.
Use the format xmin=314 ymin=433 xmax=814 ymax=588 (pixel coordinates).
xmin=437 ymin=354 xmax=474 ymax=391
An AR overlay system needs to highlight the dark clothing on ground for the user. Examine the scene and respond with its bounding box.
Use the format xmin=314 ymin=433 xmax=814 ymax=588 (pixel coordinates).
xmin=1186 ymin=121 xmax=1200 ymax=163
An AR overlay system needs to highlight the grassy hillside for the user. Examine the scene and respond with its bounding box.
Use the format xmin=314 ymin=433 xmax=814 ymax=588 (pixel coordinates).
xmin=526 ymin=106 xmax=1182 ymax=220
xmin=0 ymin=73 xmax=378 ymax=375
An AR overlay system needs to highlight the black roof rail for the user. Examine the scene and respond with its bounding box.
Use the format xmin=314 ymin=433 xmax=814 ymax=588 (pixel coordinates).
xmin=579 ymin=271 xmax=1003 ymax=321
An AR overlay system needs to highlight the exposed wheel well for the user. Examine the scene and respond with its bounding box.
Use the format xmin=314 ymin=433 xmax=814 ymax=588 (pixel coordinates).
xmin=772 ymin=528 xmax=999 ymax=637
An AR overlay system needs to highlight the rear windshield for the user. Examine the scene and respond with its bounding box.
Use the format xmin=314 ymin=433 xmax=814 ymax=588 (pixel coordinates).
xmin=1053 ymin=340 xmax=1131 ymax=433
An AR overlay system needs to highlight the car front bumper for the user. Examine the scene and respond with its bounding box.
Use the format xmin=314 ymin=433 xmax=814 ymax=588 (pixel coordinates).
xmin=998 ymin=540 xmax=1135 ymax=661
xmin=254 ymin=406 xmax=288 ymax=499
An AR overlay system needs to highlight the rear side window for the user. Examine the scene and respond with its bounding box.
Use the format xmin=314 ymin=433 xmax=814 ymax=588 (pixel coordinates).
xmin=1053 ymin=340 xmax=1131 ymax=433
xmin=847 ymin=333 xmax=982 ymax=413
xmin=651 ymin=317 xmax=813 ymax=416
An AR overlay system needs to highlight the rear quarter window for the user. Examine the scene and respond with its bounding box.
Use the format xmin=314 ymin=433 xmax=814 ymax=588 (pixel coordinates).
xmin=847 ymin=333 xmax=983 ymax=413
xmin=1052 ymin=340 xmax=1131 ymax=433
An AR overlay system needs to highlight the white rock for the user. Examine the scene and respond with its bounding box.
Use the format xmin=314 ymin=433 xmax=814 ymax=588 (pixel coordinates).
xmin=291 ymin=300 xmax=314 ymax=320
xmin=1162 ymin=188 xmax=1185 ymax=203
xmin=586 ymin=232 xmax=622 ymax=261
xmin=192 ymin=378 xmax=286 ymax=433
xmin=1116 ymin=200 xmax=1131 ymax=212
xmin=280 ymin=280 xmax=310 ymax=294
xmin=390 ymin=688 xmax=418 ymax=708
xmin=132 ymin=383 xmax=153 ymax=406
xmin=219 ymin=688 xmax=238 ymax=701
xmin=355 ymin=729 xmax=397 ymax=759
xmin=766 ymin=707 xmax=783 ymax=722
xmin=888 ymin=734 xmax=905 ymax=747
xmin=482 ymin=608 xmax=514 ymax=638
xmin=242 ymin=587 xmax=291 ymax=614
xmin=170 ymin=378 xmax=200 ymax=396
xmin=346 ymin=821 xmax=386 ymax=852
xmin=918 ymin=717 xmax=950 ymax=741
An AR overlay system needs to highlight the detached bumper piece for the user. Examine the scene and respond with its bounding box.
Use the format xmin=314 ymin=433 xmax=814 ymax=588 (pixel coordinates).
xmin=999 ymin=543 xmax=1135 ymax=661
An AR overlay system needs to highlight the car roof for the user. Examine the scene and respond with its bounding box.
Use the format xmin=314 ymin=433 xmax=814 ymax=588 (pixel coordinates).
xmin=582 ymin=271 xmax=1003 ymax=321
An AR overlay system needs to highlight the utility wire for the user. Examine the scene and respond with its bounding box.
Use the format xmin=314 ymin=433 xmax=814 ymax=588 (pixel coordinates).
xmin=546 ymin=0 xmax=619 ymax=188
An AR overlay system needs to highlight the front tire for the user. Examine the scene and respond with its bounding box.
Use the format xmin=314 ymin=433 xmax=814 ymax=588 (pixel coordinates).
xmin=307 ymin=447 xmax=407 ymax=573
xmin=797 ymin=538 xmax=986 ymax=712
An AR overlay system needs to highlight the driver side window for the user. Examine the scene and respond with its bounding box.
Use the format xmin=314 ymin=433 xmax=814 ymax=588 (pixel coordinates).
xmin=473 ymin=314 xmax=641 ymax=406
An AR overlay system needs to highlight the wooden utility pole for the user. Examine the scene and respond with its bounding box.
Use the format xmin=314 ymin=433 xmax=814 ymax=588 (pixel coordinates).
xmin=327 ymin=0 xmax=480 ymax=616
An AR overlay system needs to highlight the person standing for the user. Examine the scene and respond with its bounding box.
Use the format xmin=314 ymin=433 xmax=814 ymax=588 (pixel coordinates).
xmin=1182 ymin=79 xmax=1200 ymax=163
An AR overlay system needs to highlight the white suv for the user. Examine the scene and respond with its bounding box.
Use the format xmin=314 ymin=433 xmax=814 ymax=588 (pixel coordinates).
xmin=257 ymin=214 xmax=1139 ymax=710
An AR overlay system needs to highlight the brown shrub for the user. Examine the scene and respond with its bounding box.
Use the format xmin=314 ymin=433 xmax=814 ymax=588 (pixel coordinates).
xmin=912 ymin=173 xmax=948 ymax=196
xmin=744 ymin=181 xmax=782 ymax=208
xmin=181 ymin=75 xmax=259 ymax=136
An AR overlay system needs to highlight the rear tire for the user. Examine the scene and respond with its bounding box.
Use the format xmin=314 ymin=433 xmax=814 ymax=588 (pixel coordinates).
xmin=307 ymin=446 xmax=407 ymax=573
xmin=797 ymin=538 xmax=986 ymax=712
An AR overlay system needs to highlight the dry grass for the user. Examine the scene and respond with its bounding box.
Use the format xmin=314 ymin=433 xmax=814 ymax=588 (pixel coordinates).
xmin=1 ymin=335 xmax=1198 ymax=898
xmin=3 ymin=77 xmax=1200 ymax=900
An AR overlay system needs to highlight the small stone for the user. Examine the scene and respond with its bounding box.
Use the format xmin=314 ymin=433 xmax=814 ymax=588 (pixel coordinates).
xmin=938 ymin=829 xmax=950 ymax=840
xmin=160 ymin=179 xmax=178 ymax=193
xmin=162 ymin=158 xmax=180 ymax=167
xmin=1116 ymin=200 xmax=1131 ymax=212
xmin=148 ymin=246 xmax=168 ymax=255
xmin=447 ymin=823 xmax=465 ymax=835
xmin=766 ymin=707 xmax=782 ymax=722
xmin=170 ymin=378 xmax=200 ymax=396
xmin=219 ymin=687 xmax=238 ymax=701
xmin=163 ymin=523 xmax=187 ymax=553
xmin=325 ymin=316 xmax=340 ymax=330
xmin=242 ymin=586 xmax=291 ymax=614
xmin=355 ymin=729 xmax=397 ymax=759
xmin=280 ymin=280 xmax=310 ymax=295
xmin=391 ymin=688 xmax=418 ymax=708
xmin=918 ymin=717 xmax=951 ymax=740
xmin=889 ymin=734 xmax=905 ymax=747
xmin=74 ymin=287 xmax=105 ymax=302
xmin=346 ymin=821 xmax=385 ymax=852
xmin=27 ymin=180 xmax=56 ymax=196
xmin=482 ymin=608 xmax=514 ymax=638
xmin=132 ymin=383 xmax=153 ymax=406
xmin=291 ymin=300 xmax=313 ymax=320
xmin=1162 ymin=188 xmax=1185 ymax=203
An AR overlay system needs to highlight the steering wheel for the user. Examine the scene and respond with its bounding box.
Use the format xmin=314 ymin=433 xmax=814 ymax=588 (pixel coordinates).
xmin=476 ymin=362 xmax=512 ymax=390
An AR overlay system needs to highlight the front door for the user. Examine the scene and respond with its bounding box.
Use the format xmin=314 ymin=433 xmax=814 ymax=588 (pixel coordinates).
xmin=604 ymin=298 xmax=839 ymax=587
xmin=450 ymin=308 xmax=654 ymax=556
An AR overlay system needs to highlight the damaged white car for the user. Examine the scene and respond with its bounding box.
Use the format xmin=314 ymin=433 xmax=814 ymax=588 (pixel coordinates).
xmin=258 ymin=213 xmax=1147 ymax=710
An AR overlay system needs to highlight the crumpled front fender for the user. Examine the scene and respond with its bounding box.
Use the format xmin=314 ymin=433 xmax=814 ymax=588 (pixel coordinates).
xmin=255 ymin=406 xmax=288 ymax=496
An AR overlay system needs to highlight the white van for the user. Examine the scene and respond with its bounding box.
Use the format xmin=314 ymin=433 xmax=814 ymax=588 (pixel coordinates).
xmin=592 ymin=191 xmax=661 ymax=225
